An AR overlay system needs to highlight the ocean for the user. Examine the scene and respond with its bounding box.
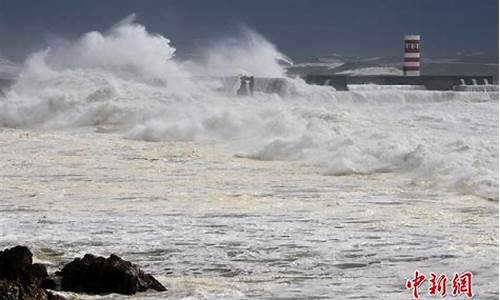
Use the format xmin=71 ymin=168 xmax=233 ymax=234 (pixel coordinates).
xmin=0 ymin=19 xmax=498 ymax=299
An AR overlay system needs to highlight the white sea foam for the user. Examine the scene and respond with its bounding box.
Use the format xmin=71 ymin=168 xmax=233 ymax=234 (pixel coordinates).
xmin=347 ymin=84 xmax=427 ymax=91
xmin=337 ymin=66 xmax=403 ymax=75
xmin=182 ymin=27 xmax=293 ymax=78
xmin=0 ymin=17 xmax=497 ymax=200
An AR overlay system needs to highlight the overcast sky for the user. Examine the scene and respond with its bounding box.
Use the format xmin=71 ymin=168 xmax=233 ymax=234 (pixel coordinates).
xmin=0 ymin=0 xmax=498 ymax=62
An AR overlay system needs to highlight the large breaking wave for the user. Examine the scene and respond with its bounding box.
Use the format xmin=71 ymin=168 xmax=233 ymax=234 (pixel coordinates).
xmin=0 ymin=16 xmax=498 ymax=200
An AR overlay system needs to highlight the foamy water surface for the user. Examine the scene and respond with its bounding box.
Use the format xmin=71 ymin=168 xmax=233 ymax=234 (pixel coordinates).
xmin=0 ymin=18 xmax=498 ymax=299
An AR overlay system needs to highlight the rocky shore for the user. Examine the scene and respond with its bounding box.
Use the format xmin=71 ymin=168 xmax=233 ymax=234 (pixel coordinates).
xmin=0 ymin=246 xmax=166 ymax=300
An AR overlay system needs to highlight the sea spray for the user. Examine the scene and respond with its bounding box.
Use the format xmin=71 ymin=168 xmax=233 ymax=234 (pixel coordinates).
xmin=182 ymin=26 xmax=293 ymax=77
xmin=0 ymin=17 xmax=497 ymax=200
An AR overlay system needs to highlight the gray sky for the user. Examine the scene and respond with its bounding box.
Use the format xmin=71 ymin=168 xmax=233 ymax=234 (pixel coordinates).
xmin=0 ymin=0 xmax=498 ymax=61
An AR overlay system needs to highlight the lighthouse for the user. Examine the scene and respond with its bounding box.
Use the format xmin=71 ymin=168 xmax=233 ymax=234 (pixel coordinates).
xmin=404 ymin=35 xmax=421 ymax=76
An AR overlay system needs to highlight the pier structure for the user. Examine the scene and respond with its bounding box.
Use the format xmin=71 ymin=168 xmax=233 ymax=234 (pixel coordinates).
xmin=236 ymin=76 xmax=254 ymax=96
xmin=304 ymin=75 xmax=495 ymax=91
xmin=234 ymin=75 xmax=495 ymax=94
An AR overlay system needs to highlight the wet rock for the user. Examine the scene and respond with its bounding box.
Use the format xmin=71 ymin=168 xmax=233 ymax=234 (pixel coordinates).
xmin=0 ymin=280 xmax=48 ymax=300
xmin=59 ymin=253 xmax=166 ymax=295
xmin=0 ymin=246 xmax=58 ymax=300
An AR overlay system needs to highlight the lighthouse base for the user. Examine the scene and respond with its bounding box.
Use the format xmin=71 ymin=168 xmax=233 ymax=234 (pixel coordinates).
xmin=404 ymin=70 xmax=420 ymax=76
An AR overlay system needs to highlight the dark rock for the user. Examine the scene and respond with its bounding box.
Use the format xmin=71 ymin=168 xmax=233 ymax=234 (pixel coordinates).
xmin=59 ymin=253 xmax=166 ymax=295
xmin=0 ymin=280 xmax=48 ymax=300
xmin=0 ymin=246 xmax=33 ymax=283
xmin=0 ymin=246 xmax=58 ymax=300
xmin=30 ymin=264 xmax=56 ymax=290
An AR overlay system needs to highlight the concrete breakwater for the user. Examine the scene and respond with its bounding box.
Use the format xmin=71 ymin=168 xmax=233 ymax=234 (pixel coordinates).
xmin=229 ymin=75 xmax=497 ymax=95
xmin=304 ymin=75 xmax=495 ymax=91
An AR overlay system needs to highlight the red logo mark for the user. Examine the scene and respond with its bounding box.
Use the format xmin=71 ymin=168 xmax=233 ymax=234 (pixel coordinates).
xmin=429 ymin=272 xmax=448 ymax=297
xmin=406 ymin=270 xmax=426 ymax=299
xmin=452 ymin=272 xmax=474 ymax=298
xmin=406 ymin=271 xmax=474 ymax=299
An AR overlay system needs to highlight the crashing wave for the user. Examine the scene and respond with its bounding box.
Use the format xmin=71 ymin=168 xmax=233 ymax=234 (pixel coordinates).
xmin=0 ymin=16 xmax=497 ymax=200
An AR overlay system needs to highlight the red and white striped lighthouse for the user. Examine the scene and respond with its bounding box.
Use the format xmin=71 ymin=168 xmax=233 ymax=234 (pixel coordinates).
xmin=404 ymin=35 xmax=420 ymax=76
